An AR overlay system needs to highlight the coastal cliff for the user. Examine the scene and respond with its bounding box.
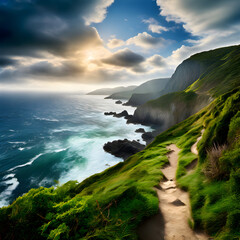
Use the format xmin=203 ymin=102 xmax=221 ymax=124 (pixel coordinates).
xmin=128 ymin=45 xmax=240 ymax=130
xmin=0 ymin=45 xmax=240 ymax=240
xmin=128 ymin=91 xmax=210 ymax=127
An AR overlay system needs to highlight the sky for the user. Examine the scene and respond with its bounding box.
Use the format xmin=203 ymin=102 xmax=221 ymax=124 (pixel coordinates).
xmin=0 ymin=0 xmax=240 ymax=92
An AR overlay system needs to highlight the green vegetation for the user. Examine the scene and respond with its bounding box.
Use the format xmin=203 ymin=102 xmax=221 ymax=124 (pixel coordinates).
xmin=146 ymin=91 xmax=199 ymax=110
xmin=0 ymin=143 xmax=170 ymax=239
xmin=140 ymin=45 xmax=240 ymax=120
xmin=178 ymin=88 xmax=240 ymax=239
xmin=0 ymin=45 xmax=240 ymax=240
xmin=187 ymin=45 xmax=240 ymax=97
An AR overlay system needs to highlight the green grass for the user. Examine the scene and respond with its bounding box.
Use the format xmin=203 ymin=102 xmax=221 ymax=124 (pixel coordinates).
xmin=141 ymin=45 xmax=240 ymax=123
xmin=0 ymin=45 xmax=240 ymax=239
xmin=0 ymin=142 xmax=171 ymax=240
xmin=177 ymin=88 xmax=240 ymax=239
xmin=0 ymin=88 xmax=239 ymax=240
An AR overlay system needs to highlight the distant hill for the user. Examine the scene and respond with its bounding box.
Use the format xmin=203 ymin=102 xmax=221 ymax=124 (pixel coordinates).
xmin=87 ymin=85 xmax=137 ymax=95
xmin=128 ymin=45 xmax=240 ymax=129
xmin=106 ymin=78 xmax=169 ymax=100
xmin=126 ymin=45 xmax=240 ymax=106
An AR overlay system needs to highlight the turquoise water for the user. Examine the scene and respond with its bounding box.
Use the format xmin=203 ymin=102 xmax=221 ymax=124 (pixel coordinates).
xmin=0 ymin=93 xmax=151 ymax=207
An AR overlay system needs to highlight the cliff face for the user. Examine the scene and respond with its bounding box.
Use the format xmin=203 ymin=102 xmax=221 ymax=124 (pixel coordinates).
xmin=125 ymin=92 xmax=160 ymax=106
xmin=128 ymin=92 xmax=210 ymax=129
xmin=163 ymin=59 xmax=206 ymax=93
xmin=128 ymin=45 xmax=240 ymax=129
xmin=126 ymin=58 xmax=207 ymax=106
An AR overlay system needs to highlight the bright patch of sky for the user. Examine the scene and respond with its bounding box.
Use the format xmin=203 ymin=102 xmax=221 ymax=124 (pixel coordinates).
xmin=92 ymin=0 xmax=198 ymax=58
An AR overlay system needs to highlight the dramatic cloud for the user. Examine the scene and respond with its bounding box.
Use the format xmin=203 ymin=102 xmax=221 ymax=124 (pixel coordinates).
xmin=0 ymin=57 xmax=18 ymax=67
xmin=0 ymin=0 xmax=114 ymax=58
xmin=147 ymin=55 xmax=166 ymax=67
xmin=157 ymin=0 xmax=240 ymax=35
xmin=157 ymin=0 xmax=240 ymax=65
xmin=101 ymin=49 xmax=145 ymax=68
xmin=127 ymin=32 xmax=165 ymax=49
xmin=143 ymin=18 xmax=168 ymax=34
xmin=107 ymin=39 xmax=125 ymax=49
xmin=0 ymin=0 xmax=118 ymax=86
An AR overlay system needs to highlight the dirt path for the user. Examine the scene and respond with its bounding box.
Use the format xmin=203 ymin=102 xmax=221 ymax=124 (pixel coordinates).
xmin=157 ymin=144 xmax=208 ymax=240
xmin=191 ymin=129 xmax=205 ymax=155
xmin=138 ymin=142 xmax=208 ymax=240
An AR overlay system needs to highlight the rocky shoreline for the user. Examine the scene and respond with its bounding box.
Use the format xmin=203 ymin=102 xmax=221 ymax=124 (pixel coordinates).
xmin=103 ymin=139 xmax=145 ymax=160
xmin=103 ymin=108 xmax=158 ymax=160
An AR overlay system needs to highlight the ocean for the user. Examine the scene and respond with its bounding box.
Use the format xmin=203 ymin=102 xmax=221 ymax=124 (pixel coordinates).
xmin=0 ymin=93 xmax=151 ymax=207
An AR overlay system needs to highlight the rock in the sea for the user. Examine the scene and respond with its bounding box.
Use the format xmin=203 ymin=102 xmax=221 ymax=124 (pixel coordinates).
xmin=104 ymin=112 xmax=116 ymax=116
xmin=135 ymin=128 xmax=145 ymax=133
xmin=115 ymin=100 xmax=122 ymax=104
xmin=104 ymin=110 xmax=132 ymax=120
xmin=115 ymin=110 xmax=131 ymax=119
xmin=103 ymin=139 xmax=145 ymax=160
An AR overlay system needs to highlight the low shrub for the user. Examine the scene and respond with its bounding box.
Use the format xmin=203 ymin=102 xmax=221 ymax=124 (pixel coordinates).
xmin=203 ymin=144 xmax=228 ymax=180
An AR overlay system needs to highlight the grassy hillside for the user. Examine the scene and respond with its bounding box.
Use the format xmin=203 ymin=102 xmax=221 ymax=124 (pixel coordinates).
xmin=186 ymin=45 xmax=240 ymax=97
xmin=131 ymin=45 xmax=240 ymax=128
xmin=1 ymin=87 xmax=239 ymax=239
xmin=165 ymin=45 xmax=240 ymax=94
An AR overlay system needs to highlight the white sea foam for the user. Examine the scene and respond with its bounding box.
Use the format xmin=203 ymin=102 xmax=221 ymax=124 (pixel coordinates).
xmin=3 ymin=174 xmax=15 ymax=180
xmin=8 ymin=141 xmax=27 ymax=145
xmin=53 ymin=148 xmax=69 ymax=153
xmin=0 ymin=174 xmax=19 ymax=207
xmin=17 ymin=146 xmax=32 ymax=151
xmin=8 ymin=153 xmax=43 ymax=172
xmin=34 ymin=116 xmax=59 ymax=122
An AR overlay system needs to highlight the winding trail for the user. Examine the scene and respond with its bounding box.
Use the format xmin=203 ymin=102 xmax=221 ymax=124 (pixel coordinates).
xmin=157 ymin=144 xmax=208 ymax=240
xmin=191 ymin=129 xmax=205 ymax=155
xmin=138 ymin=131 xmax=209 ymax=240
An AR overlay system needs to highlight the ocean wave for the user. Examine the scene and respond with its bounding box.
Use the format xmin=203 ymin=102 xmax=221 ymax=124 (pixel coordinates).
xmin=8 ymin=153 xmax=43 ymax=172
xmin=0 ymin=174 xmax=19 ymax=207
xmin=8 ymin=141 xmax=27 ymax=145
xmin=3 ymin=174 xmax=15 ymax=180
xmin=53 ymin=148 xmax=69 ymax=153
xmin=52 ymin=128 xmax=71 ymax=133
xmin=18 ymin=146 xmax=33 ymax=151
xmin=34 ymin=116 xmax=59 ymax=122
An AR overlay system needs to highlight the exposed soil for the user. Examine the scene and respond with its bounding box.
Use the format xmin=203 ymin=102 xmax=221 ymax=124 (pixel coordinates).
xmin=138 ymin=143 xmax=209 ymax=240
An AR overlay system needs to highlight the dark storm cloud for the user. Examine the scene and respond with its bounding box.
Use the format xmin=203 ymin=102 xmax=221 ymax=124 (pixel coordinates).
xmin=0 ymin=57 xmax=18 ymax=67
xmin=101 ymin=49 xmax=145 ymax=68
xmin=0 ymin=0 xmax=105 ymax=58
xmin=0 ymin=60 xmax=86 ymax=84
xmin=27 ymin=61 xmax=85 ymax=77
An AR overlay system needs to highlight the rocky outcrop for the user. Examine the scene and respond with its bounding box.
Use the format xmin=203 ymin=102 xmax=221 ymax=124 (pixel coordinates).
xmin=104 ymin=112 xmax=115 ymax=116
xmin=115 ymin=100 xmax=122 ymax=104
xmin=104 ymin=110 xmax=132 ymax=120
xmin=127 ymin=92 xmax=210 ymax=132
xmin=135 ymin=128 xmax=145 ymax=133
xmin=103 ymin=139 xmax=145 ymax=160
